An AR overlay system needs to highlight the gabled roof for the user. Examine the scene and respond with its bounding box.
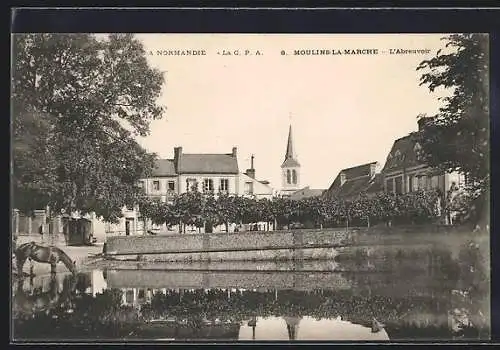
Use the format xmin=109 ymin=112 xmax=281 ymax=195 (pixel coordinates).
xmin=324 ymin=162 xmax=381 ymax=200
xmin=382 ymin=133 xmax=424 ymax=173
xmin=342 ymin=162 xmax=378 ymax=179
xmin=151 ymin=159 xmax=177 ymax=177
xmin=328 ymin=175 xmax=372 ymax=199
xmin=178 ymin=154 xmax=239 ymax=174
xmin=289 ymin=186 xmax=326 ymax=200
xmin=326 ymin=162 xmax=378 ymax=192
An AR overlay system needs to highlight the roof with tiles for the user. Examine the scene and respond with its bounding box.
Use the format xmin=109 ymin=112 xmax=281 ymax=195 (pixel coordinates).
xmin=178 ymin=153 xmax=239 ymax=174
xmin=324 ymin=162 xmax=381 ymax=200
xmin=289 ymin=187 xmax=326 ymax=201
xmin=382 ymin=133 xmax=425 ymax=174
xmin=151 ymin=159 xmax=177 ymax=177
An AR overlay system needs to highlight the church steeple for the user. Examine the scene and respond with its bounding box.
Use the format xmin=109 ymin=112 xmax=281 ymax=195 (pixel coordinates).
xmin=280 ymin=123 xmax=301 ymax=196
xmin=281 ymin=124 xmax=300 ymax=168
xmin=284 ymin=124 xmax=295 ymax=161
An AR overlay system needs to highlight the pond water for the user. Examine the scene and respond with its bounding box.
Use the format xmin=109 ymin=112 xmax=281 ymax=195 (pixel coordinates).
xmin=12 ymin=240 xmax=490 ymax=342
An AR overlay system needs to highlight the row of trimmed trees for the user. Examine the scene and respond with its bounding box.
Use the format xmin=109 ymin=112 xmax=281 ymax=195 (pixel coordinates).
xmin=137 ymin=189 xmax=443 ymax=234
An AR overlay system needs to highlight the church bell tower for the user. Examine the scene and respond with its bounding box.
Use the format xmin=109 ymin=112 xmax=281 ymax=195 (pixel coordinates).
xmin=281 ymin=124 xmax=301 ymax=197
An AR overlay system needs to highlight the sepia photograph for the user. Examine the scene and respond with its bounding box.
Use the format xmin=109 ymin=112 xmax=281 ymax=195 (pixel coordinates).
xmin=11 ymin=32 xmax=490 ymax=342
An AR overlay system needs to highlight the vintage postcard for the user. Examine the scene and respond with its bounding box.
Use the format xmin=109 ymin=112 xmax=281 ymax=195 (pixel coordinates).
xmin=11 ymin=32 xmax=490 ymax=342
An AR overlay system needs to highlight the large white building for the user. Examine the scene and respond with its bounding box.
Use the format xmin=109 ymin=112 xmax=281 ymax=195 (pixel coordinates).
xmin=102 ymin=146 xmax=275 ymax=238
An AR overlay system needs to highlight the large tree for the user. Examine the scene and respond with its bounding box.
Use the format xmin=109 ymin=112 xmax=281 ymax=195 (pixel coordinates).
xmin=416 ymin=34 xmax=489 ymax=226
xmin=416 ymin=34 xmax=489 ymax=184
xmin=12 ymin=33 xmax=165 ymax=222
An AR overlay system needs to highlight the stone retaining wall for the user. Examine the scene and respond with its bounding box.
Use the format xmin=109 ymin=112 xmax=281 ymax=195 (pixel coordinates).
xmin=105 ymin=269 xmax=352 ymax=290
xmin=103 ymin=225 xmax=479 ymax=262
xmin=105 ymin=229 xmax=352 ymax=261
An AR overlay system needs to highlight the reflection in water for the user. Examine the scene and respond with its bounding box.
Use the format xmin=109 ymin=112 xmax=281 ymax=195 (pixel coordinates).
xmin=238 ymin=317 xmax=390 ymax=341
xmin=12 ymin=241 xmax=490 ymax=341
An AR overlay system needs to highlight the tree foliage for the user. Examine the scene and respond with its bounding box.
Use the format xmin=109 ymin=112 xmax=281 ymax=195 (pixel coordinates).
xmin=416 ymin=34 xmax=489 ymax=183
xmin=139 ymin=190 xmax=443 ymax=232
xmin=12 ymin=33 xmax=165 ymax=222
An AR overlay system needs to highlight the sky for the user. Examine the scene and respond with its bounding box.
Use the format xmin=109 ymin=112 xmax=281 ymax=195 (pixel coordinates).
xmin=134 ymin=34 xmax=451 ymax=190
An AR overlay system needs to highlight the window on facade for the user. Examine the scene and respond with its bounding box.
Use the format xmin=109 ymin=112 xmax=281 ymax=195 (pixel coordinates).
xmin=292 ymin=169 xmax=297 ymax=184
xmin=412 ymin=175 xmax=419 ymax=192
xmin=287 ymin=170 xmax=291 ymax=184
xmin=168 ymin=181 xmax=175 ymax=191
xmin=244 ymin=181 xmax=254 ymax=195
xmin=386 ymin=179 xmax=394 ymax=193
xmin=186 ymin=179 xmax=197 ymax=192
xmin=408 ymin=176 xmax=414 ymax=192
xmin=138 ymin=181 xmax=144 ymax=189
xmin=431 ymin=176 xmax=439 ymax=189
xmin=395 ymin=176 xmax=403 ymax=194
xmin=153 ymin=180 xmax=160 ymax=191
xmin=203 ymin=179 xmax=214 ymax=192
xmin=220 ymin=178 xmax=229 ymax=192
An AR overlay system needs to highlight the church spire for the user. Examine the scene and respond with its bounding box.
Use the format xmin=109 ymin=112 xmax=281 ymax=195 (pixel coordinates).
xmin=284 ymin=124 xmax=295 ymax=161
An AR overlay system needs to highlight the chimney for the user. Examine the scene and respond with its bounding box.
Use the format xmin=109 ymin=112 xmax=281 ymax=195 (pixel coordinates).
xmin=340 ymin=172 xmax=347 ymax=186
xmin=174 ymin=147 xmax=183 ymax=171
xmin=246 ymin=154 xmax=256 ymax=179
xmin=232 ymin=147 xmax=237 ymax=158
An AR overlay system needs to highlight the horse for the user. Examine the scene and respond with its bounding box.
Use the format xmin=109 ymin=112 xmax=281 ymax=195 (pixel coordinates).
xmin=15 ymin=242 xmax=77 ymax=276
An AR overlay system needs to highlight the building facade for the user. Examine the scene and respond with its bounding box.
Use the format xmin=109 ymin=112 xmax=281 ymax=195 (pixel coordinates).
xmin=104 ymin=146 xmax=276 ymax=237
xmin=382 ymin=133 xmax=466 ymax=196
xmin=240 ymin=155 xmax=275 ymax=200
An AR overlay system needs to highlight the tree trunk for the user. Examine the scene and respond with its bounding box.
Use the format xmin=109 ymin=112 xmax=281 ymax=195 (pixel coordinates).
xmin=225 ymin=221 xmax=229 ymax=233
xmin=46 ymin=206 xmax=54 ymax=245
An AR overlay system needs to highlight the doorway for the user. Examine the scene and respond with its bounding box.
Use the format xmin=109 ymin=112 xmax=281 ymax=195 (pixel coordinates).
xmin=125 ymin=218 xmax=134 ymax=236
